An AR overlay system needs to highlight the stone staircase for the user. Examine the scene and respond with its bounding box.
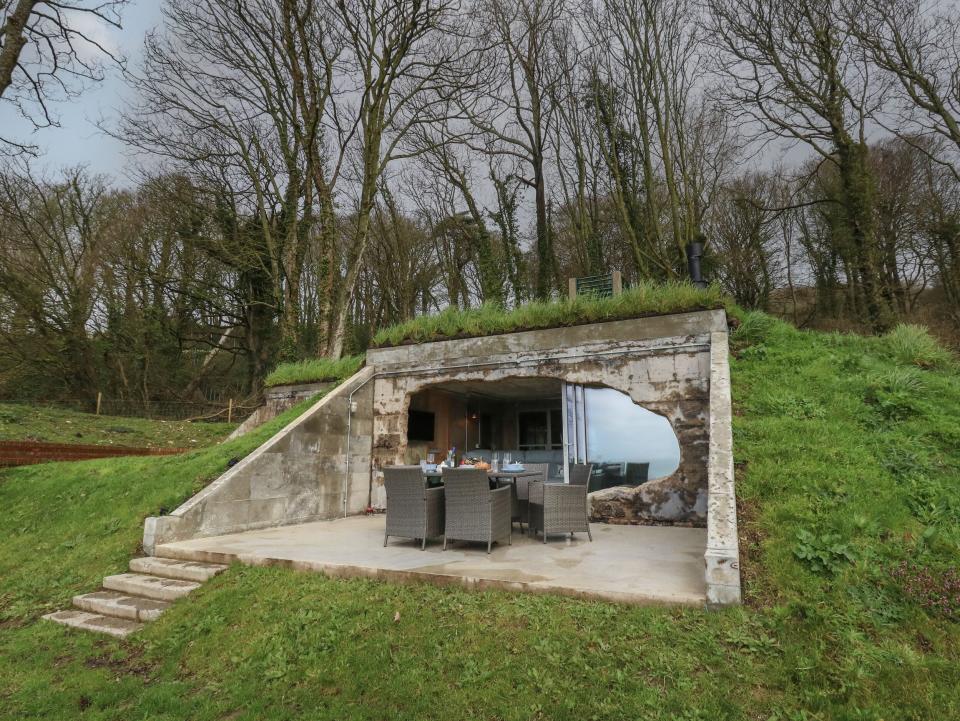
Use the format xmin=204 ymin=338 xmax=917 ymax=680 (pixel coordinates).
xmin=42 ymin=556 xmax=228 ymax=638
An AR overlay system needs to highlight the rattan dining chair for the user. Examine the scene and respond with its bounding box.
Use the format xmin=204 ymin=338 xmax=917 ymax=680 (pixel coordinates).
xmin=509 ymin=462 xmax=548 ymax=533
xmin=383 ymin=465 xmax=444 ymax=550
xmin=568 ymin=462 xmax=593 ymax=486
xmin=442 ymin=468 xmax=512 ymax=553
xmin=528 ymin=463 xmax=594 ymax=543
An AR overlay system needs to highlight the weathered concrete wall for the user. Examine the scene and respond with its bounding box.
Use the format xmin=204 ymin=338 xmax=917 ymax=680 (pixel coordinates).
xmin=143 ymin=368 xmax=374 ymax=554
xmin=704 ymin=332 xmax=742 ymax=605
xmin=226 ymin=381 xmax=335 ymax=441
xmin=366 ymin=311 xmax=726 ymax=526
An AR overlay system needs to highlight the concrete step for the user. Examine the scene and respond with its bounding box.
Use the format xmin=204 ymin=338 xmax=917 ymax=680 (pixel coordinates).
xmin=73 ymin=590 xmax=170 ymax=622
xmin=129 ymin=556 xmax=228 ymax=583
xmin=42 ymin=609 xmax=143 ymax=639
xmin=102 ymin=572 xmax=200 ymax=602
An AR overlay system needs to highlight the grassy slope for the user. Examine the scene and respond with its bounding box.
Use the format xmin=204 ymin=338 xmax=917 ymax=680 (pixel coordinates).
xmin=0 ymin=403 xmax=235 ymax=448
xmin=1 ymin=318 xmax=958 ymax=720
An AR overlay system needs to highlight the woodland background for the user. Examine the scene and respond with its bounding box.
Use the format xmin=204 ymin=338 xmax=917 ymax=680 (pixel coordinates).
xmin=1 ymin=0 xmax=958 ymax=411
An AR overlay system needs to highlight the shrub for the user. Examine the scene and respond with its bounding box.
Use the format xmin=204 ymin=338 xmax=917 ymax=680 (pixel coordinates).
xmin=264 ymin=355 xmax=365 ymax=387
xmin=884 ymin=324 xmax=953 ymax=369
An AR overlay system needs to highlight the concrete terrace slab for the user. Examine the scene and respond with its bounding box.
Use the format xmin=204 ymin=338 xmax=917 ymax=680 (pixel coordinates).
xmin=155 ymin=516 xmax=708 ymax=606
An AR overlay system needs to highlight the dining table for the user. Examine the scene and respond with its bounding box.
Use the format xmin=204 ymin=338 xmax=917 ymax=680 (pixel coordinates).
xmin=422 ymin=467 xmax=543 ymax=489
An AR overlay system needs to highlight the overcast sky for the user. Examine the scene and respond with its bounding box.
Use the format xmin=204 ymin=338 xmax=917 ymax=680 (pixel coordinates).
xmin=0 ymin=1 xmax=164 ymax=179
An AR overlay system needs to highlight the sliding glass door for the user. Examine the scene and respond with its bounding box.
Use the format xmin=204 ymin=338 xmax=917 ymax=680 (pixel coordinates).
xmin=562 ymin=382 xmax=681 ymax=491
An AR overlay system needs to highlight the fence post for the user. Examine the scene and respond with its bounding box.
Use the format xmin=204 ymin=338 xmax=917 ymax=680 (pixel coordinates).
xmin=567 ymin=277 xmax=577 ymax=300
xmin=611 ymin=270 xmax=623 ymax=296
xmin=228 ymin=398 xmax=233 ymax=424
xmin=96 ymin=392 xmax=102 ymax=416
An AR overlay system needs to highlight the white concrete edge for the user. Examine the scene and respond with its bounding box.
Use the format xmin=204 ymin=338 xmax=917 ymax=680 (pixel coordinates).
xmin=168 ymin=365 xmax=374 ymax=520
xmin=152 ymin=545 xmax=707 ymax=607
xmin=706 ymin=330 xmax=742 ymax=605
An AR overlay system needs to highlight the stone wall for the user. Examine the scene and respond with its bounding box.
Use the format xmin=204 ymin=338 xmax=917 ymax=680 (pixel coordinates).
xmin=366 ymin=311 xmax=727 ymax=527
xmin=142 ymin=367 xmax=374 ymax=553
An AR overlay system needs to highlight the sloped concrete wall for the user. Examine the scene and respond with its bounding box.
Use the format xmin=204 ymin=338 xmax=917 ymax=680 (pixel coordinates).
xmin=142 ymin=367 xmax=374 ymax=554
xmin=226 ymin=381 xmax=335 ymax=441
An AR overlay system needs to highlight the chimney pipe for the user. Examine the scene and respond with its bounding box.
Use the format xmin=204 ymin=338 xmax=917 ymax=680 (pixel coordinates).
xmin=686 ymin=240 xmax=707 ymax=288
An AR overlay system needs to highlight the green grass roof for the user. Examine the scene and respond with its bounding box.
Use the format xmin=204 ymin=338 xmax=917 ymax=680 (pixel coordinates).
xmin=263 ymin=355 xmax=365 ymax=388
xmin=370 ymin=281 xmax=729 ymax=348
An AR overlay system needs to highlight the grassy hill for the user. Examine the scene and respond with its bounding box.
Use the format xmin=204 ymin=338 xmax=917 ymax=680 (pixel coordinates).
xmin=0 ymin=403 xmax=235 ymax=448
xmin=1 ymin=316 xmax=958 ymax=720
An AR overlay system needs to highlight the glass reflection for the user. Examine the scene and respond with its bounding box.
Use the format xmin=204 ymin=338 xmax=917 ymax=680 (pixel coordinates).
xmin=571 ymin=386 xmax=681 ymax=491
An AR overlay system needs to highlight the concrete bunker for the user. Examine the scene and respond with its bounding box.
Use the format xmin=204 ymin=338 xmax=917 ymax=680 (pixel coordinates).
xmin=144 ymin=309 xmax=741 ymax=606
xmin=366 ymin=309 xmax=741 ymax=603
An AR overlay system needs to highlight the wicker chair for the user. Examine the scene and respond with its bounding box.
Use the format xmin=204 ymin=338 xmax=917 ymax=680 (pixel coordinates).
xmin=442 ymin=468 xmax=512 ymax=553
xmin=505 ymin=463 xmax=548 ymax=533
xmin=568 ymin=462 xmax=593 ymax=486
xmin=528 ymin=465 xmax=593 ymax=543
xmin=383 ymin=466 xmax=444 ymax=550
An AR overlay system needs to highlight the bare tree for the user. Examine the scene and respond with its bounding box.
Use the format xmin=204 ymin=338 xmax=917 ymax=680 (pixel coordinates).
xmin=585 ymin=0 xmax=727 ymax=279
xmin=0 ymin=0 xmax=125 ymax=152
xmin=707 ymin=0 xmax=893 ymax=331
xmin=853 ymin=0 xmax=960 ymax=178
xmin=0 ymin=163 xmax=112 ymax=393
xmin=453 ymin=0 xmax=566 ymax=299
xmin=708 ymin=172 xmax=782 ymax=309
xmin=322 ymin=0 xmax=464 ymax=356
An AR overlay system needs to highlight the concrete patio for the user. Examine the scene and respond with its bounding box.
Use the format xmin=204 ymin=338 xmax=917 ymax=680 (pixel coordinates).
xmin=154 ymin=516 xmax=708 ymax=606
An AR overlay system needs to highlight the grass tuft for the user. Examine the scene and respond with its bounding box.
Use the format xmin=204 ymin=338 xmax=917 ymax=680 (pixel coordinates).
xmin=371 ymin=281 xmax=729 ymax=348
xmin=264 ymin=355 xmax=365 ymax=388
xmin=884 ymin=323 xmax=954 ymax=369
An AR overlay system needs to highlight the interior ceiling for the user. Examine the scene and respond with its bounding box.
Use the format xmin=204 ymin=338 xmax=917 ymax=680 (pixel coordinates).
xmin=426 ymin=376 xmax=562 ymax=401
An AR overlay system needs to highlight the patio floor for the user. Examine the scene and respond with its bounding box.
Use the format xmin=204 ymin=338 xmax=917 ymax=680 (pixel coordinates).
xmin=154 ymin=516 xmax=708 ymax=606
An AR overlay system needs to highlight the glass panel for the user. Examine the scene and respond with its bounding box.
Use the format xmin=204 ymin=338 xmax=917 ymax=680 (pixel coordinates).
xmin=517 ymin=411 xmax=549 ymax=449
xmin=580 ymin=387 xmax=681 ymax=492
xmin=549 ymin=409 xmax=562 ymax=449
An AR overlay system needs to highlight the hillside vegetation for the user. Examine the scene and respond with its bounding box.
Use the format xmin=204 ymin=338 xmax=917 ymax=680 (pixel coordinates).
xmin=0 ymin=403 xmax=235 ymax=448
xmin=0 ymin=316 xmax=958 ymax=720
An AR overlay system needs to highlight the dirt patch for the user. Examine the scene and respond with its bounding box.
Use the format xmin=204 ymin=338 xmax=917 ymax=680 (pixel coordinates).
xmin=83 ymin=643 xmax=154 ymax=680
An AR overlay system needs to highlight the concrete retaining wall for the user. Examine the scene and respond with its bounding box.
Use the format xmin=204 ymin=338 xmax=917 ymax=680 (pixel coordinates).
xmin=704 ymin=332 xmax=742 ymax=605
xmin=226 ymin=381 xmax=335 ymax=441
xmin=142 ymin=367 xmax=374 ymax=554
